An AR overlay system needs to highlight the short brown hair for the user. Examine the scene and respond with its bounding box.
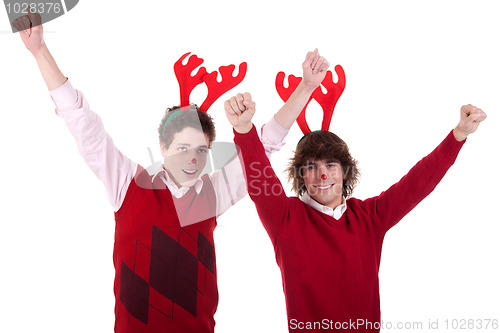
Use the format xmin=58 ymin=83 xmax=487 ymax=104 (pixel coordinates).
xmin=158 ymin=104 xmax=216 ymax=149
xmin=286 ymin=131 xmax=360 ymax=198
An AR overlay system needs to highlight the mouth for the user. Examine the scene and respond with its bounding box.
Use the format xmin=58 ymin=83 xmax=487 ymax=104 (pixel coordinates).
xmin=183 ymin=169 xmax=198 ymax=175
xmin=313 ymin=184 xmax=334 ymax=190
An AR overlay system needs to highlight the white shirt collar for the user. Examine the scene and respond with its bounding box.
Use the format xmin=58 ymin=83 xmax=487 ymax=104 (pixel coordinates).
xmin=300 ymin=192 xmax=347 ymax=220
xmin=153 ymin=168 xmax=203 ymax=198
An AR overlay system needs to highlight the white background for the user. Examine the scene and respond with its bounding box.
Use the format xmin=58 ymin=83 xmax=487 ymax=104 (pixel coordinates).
xmin=1 ymin=1 xmax=499 ymax=332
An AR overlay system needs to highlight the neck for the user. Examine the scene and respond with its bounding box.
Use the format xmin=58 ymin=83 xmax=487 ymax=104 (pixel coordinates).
xmin=328 ymin=197 xmax=344 ymax=210
xmin=311 ymin=195 xmax=344 ymax=210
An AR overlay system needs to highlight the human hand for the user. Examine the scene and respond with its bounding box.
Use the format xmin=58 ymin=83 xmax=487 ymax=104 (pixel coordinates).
xmin=302 ymin=48 xmax=330 ymax=90
xmin=225 ymin=92 xmax=256 ymax=134
xmin=453 ymin=104 xmax=487 ymax=141
xmin=13 ymin=10 xmax=44 ymax=55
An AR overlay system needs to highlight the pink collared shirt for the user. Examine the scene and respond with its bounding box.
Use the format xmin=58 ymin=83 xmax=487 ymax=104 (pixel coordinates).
xmin=50 ymin=79 xmax=289 ymax=214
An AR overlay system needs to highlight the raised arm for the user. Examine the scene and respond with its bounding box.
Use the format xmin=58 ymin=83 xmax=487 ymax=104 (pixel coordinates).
xmin=368 ymin=104 xmax=487 ymax=232
xmin=273 ymin=48 xmax=330 ymax=129
xmin=210 ymin=89 xmax=290 ymax=217
xmin=15 ymin=15 xmax=136 ymax=212
xmin=225 ymin=93 xmax=290 ymax=244
xmin=224 ymin=49 xmax=330 ymax=158
xmin=13 ymin=12 xmax=66 ymax=90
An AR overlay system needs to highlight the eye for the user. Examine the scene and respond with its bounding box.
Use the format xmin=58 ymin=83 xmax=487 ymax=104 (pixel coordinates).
xmin=177 ymin=146 xmax=188 ymax=152
xmin=327 ymin=164 xmax=337 ymax=168
xmin=307 ymin=165 xmax=317 ymax=170
xmin=197 ymin=148 xmax=208 ymax=154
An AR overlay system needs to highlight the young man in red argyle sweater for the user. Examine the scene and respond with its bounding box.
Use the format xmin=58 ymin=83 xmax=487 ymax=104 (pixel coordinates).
xmin=225 ymin=54 xmax=487 ymax=332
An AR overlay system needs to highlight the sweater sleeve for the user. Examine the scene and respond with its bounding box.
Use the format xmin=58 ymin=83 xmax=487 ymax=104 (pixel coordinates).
xmin=366 ymin=130 xmax=465 ymax=232
xmin=233 ymin=125 xmax=290 ymax=246
xmin=209 ymin=115 xmax=289 ymax=217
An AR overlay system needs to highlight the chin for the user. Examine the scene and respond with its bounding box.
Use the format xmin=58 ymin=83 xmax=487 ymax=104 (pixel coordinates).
xmin=311 ymin=192 xmax=340 ymax=206
xmin=174 ymin=169 xmax=202 ymax=187
xmin=179 ymin=178 xmax=198 ymax=187
xmin=315 ymin=197 xmax=335 ymax=206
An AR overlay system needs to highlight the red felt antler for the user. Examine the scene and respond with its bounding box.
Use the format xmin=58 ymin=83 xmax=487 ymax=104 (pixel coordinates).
xmin=174 ymin=53 xmax=247 ymax=112
xmin=199 ymin=62 xmax=247 ymax=112
xmin=313 ymin=65 xmax=346 ymax=131
xmin=174 ymin=52 xmax=208 ymax=108
xmin=275 ymin=64 xmax=346 ymax=134
xmin=275 ymin=72 xmax=313 ymax=134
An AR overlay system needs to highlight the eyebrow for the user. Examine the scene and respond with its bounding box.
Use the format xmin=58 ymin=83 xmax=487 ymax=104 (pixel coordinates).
xmin=305 ymin=159 xmax=340 ymax=165
xmin=177 ymin=143 xmax=209 ymax=148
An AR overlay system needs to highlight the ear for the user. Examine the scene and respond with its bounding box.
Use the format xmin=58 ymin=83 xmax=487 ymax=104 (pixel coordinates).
xmin=159 ymin=140 xmax=167 ymax=158
xmin=204 ymin=133 xmax=211 ymax=148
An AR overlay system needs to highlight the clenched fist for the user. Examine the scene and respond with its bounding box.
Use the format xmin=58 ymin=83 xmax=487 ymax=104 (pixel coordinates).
xmin=302 ymin=48 xmax=330 ymax=89
xmin=453 ymin=104 xmax=487 ymax=141
xmin=13 ymin=11 xmax=44 ymax=55
xmin=225 ymin=92 xmax=256 ymax=134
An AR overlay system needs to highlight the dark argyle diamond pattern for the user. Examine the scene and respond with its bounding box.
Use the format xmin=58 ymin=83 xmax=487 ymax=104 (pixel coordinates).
xmin=149 ymin=225 xmax=198 ymax=316
xmin=120 ymin=224 xmax=214 ymax=323
xmin=197 ymin=232 xmax=215 ymax=274
xmin=120 ymin=261 xmax=150 ymax=324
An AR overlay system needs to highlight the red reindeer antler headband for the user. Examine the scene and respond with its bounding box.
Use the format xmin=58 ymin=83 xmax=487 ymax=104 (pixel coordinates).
xmin=174 ymin=52 xmax=247 ymax=112
xmin=275 ymin=65 xmax=346 ymax=134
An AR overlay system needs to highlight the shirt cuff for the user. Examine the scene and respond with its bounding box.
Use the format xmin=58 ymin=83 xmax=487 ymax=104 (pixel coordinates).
xmin=260 ymin=115 xmax=289 ymax=145
xmin=49 ymin=79 xmax=80 ymax=113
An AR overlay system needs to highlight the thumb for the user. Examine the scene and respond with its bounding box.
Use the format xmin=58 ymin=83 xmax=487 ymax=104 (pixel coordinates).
xmin=242 ymin=92 xmax=252 ymax=104
xmin=30 ymin=15 xmax=43 ymax=30
xmin=303 ymin=48 xmax=318 ymax=68
xmin=242 ymin=100 xmax=256 ymax=113
xmin=471 ymin=111 xmax=487 ymax=123
xmin=28 ymin=5 xmax=43 ymax=28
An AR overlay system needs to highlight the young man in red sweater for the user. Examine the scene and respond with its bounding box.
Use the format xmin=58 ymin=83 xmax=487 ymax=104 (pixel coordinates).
xmin=225 ymin=56 xmax=487 ymax=331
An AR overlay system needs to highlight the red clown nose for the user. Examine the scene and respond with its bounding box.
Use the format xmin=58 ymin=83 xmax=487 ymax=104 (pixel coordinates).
xmin=321 ymin=174 xmax=327 ymax=180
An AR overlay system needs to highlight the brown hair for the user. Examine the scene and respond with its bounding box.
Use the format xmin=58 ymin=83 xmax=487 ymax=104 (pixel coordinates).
xmin=286 ymin=131 xmax=360 ymax=198
xmin=158 ymin=104 xmax=216 ymax=149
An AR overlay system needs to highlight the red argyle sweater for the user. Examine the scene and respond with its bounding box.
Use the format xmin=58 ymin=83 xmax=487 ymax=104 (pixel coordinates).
xmin=113 ymin=165 xmax=218 ymax=333
xmin=234 ymin=126 xmax=465 ymax=332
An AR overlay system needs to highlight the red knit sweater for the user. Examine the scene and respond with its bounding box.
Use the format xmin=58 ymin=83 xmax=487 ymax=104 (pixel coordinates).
xmin=113 ymin=166 xmax=218 ymax=333
xmin=234 ymin=126 xmax=465 ymax=332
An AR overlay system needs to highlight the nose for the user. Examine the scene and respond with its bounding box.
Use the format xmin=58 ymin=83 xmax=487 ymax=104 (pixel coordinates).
xmin=317 ymin=165 xmax=328 ymax=180
xmin=190 ymin=157 xmax=197 ymax=165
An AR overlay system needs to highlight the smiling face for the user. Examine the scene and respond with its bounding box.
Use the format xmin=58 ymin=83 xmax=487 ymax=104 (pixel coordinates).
xmin=287 ymin=130 xmax=360 ymax=202
xmin=161 ymin=127 xmax=210 ymax=187
xmin=301 ymin=159 xmax=345 ymax=209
